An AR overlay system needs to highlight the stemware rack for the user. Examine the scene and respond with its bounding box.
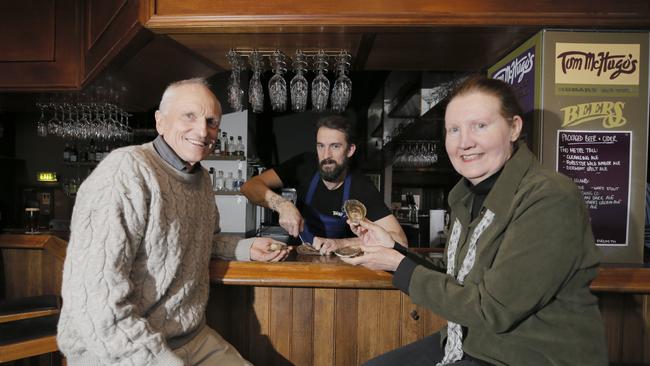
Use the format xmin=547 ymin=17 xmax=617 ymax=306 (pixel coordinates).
xmin=226 ymin=48 xmax=352 ymax=113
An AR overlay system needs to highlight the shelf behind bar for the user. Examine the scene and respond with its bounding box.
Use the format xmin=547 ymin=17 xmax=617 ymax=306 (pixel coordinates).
xmin=214 ymin=191 xmax=244 ymax=196
xmin=203 ymin=155 xmax=245 ymax=161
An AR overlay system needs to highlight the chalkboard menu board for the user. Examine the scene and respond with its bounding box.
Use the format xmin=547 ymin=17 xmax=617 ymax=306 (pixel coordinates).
xmin=557 ymin=130 xmax=631 ymax=246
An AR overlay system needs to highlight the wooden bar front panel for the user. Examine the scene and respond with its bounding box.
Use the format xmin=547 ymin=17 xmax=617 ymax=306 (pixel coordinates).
xmin=207 ymin=285 xmax=444 ymax=366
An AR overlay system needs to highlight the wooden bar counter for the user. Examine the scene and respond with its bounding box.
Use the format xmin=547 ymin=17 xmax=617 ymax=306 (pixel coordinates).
xmin=208 ymin=251 xmax=650 ymax=365
xmin=2 ymin=234 xmax=650 ymax=364
xmin=208 ymin=252 xmax=445 ymax=366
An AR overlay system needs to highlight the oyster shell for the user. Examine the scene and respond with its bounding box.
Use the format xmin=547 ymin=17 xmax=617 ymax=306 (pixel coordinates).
xmin=334 ymin=246 xmax=363 ymax=258
xmin=268 ymin=243 xmax=288 ymax=251
xmin=343 ymin=199 xmax=367 ymax=224
xmin=297 ymin=244 xmax=321 ymax=255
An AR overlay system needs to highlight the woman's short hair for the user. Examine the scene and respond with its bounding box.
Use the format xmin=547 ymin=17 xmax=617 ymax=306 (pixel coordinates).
xmin=315 ymin=115 xmax=356 ymax=145
xmin=448 ymin=74 xmax=524 ymax=123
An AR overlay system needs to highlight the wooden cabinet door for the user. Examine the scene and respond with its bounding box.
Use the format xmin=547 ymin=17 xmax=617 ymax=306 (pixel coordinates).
xmin=0 ymin=0 xmax=80 ymax=90
xmin=82 ymin=0 xmax=147 ymax=84
xmin=0 ymin=0 xmax=148 ymax=90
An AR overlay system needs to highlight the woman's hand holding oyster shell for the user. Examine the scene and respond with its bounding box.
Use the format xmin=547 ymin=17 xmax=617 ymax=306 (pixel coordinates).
xmin=343 ymin=199 xmax=367 ymax=224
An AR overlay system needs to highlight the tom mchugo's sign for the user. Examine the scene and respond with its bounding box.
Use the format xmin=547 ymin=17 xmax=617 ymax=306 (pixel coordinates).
xmin=555 ymin=43 xmax=640 ymax=85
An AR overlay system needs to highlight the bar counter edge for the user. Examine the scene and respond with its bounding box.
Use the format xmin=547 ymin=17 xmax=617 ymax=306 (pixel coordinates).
xmin=2 ymin=233 xmax=648 ymax=293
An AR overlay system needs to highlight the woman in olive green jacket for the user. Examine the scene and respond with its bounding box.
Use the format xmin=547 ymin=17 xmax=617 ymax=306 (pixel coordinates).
xmin=343 ymin=75 xmax=607 ymax=366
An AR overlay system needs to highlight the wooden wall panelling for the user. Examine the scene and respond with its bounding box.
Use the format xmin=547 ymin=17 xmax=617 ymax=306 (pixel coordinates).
xmin=378 ymin=290 xmax=402 ymax=354
xmin=400 ymin=292 xmax=424 ymax=345
xmin=207 ymin=285 xmax=448 ymax=366
xmin=291 ymin=287 xmax=314 ymax=365
xmin=248 ymin=286 xmax=272 ymax=365
xmin=598 ymin=293 xmax=650 ymax=364
xmin=206 ymin=284 xmax=233 ymax=340
xmin=269 ymin=287 xmax=293 ymax=364
xmin=0 ymin=0 xmax=80 ymax=90
xmin=620 ymin=294 xmax=645 ymax=363
xmin=313 ymin=288 xmax=335 ymax=366
xmin=600 ymin=293 xmax=628 ymax=363
xmin=2 ymin=249 xmax=40 ymax=298
xmin=231 ymin=285 xmax=252 ymax=354
xmin=642 ymin=295 xmax=650 ymax=364
xmin=1 ymin=248 xmax=63 ymax=299
xmin=208 ymin=284 xmax=649 ymax=365
xmin=356 ymin=289 xmax=383 ymax=363
xmin=334 ymin=288 xmax=359 ymax=365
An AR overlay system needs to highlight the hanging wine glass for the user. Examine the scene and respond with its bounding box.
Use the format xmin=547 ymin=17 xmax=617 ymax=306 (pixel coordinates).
xmin=36 ymin=103 xmax=48 ymax=137
xmin=248 ymin=50 xmax=265 ymax=113
xmin=311 ymin=50 xmax=330 ymax=112
xmin=35 ymin=77 xmax=131 ymax=141
xmin=331 ymin=51 xmax=352 ymax=112
xmin=290 ymin=50 xmax=308 ymax=112
xmin=268 ymin=50 xmax=287 ymax=112
xmin=226 ymin=49 xmax=243 ymax=112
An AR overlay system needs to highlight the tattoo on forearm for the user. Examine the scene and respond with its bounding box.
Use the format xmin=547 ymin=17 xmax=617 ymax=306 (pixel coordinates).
xmin=269 ymin=195 xmax=289 ymax=211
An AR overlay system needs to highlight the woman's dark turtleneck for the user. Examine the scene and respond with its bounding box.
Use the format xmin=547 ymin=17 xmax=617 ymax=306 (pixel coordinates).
xmin=468 ymin=169 xmax=502 ymax=221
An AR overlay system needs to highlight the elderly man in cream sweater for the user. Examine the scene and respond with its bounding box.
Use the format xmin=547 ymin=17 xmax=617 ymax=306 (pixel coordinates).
xmin=57 ymin=78 xmax=290 ymax=366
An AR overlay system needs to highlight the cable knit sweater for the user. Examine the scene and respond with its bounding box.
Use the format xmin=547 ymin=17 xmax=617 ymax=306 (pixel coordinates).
xmin=57 ymin=142 xmax=255 ymax=366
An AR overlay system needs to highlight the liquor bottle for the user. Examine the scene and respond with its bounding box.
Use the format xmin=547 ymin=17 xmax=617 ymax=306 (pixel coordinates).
xmin=227 ymin=136 xmax=235 ymax=156
xmin=236 ymin=135 xmax=245 ymax=156
xmin=96 ymin=146 xmax=104 ymax=162
xmin=88 ymin=140 xmax=96 ymax=162
xmin=213 ymin=134 xmax=222 ymax=155
xmin=63 ymin=144 xmax=70 ymax=162
xmin=70 ymin=145 xmax=78 ymax=163
xmin=235 ymin=169 xmax=245 ymax=190
xmin=221 ymin=132 xmax=228 ymax=155
xmin=208 ymin=167 xmax=216 ymax=189
xmin=214 ymin=170 xmax=225 ymax=191
xmin=224 ymin=171 xmax=235 ymax=191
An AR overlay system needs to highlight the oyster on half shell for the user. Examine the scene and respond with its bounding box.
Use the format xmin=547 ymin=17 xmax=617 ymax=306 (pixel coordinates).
xmin=334 ymin=246 xmax=363 ymax=258
xmin=297 ymin=244 xmax=321 ymax=255
xmin=343 ymin=199 xmax=367 ymax=224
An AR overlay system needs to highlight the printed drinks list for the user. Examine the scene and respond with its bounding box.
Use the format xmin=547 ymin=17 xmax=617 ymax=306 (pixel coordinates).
xmin=557 ymin=131 xmax=631 ymax=246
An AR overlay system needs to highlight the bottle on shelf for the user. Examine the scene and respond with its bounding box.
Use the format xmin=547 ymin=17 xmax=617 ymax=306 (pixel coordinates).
xmin=235 ymin=169 xmax=245 ymax=190
xmin=70 ymin=145 xmax=78 ymax=163
xmin=214 ymin=170 xmax=225 ymax=191
xmin=227 ymin=136 xmax=235 ymax=156
xmin=208 ymin=167 xmax=215 ymax=188
xmin=63 ymin=143 xmax=71 ymax=162
xmin=221 ymin=132 xmax=228 ymax=156
xmin=224 ymin=171 xmax=235 ymax=191
xmin=236 ymin=136 xmax=245 ymax=157
xmin=96 ymin=145 xmax=103 ymax=162
xmin=88 ymin=140 xmax=96 ymax=162
xmin=213 ymin=134 xmax=222 ymax=155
